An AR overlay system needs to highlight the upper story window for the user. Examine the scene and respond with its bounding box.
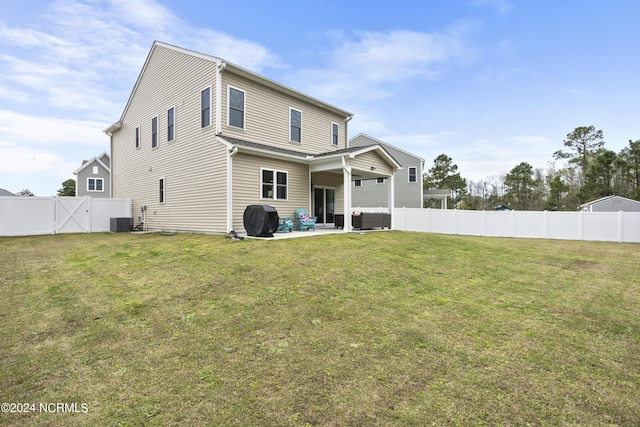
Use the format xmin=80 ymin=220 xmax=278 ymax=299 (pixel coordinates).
xmin=408 ymin=166 xmax=417 ymax=183
xmin=228 ymin=86 xmax=245 ymax=129
xmin=201 ymin=87 xmax=211 ymax=128
xmin=377 ymin=178 xmax=386 ymax=184
xmin=87 ymin=178 xmax=103 ymax=192
xmin=151 ymin=116 xmax=158 ymax=148
xmin=354 ymin=179 xmax=362 ymax=187
xmin=167 ymin=106 xmax=175 ymax=141
xmin=135 ymin=126 xmax=140 ymax=149
xmin=290 ymin=108 xmax=301 ymax=143
xmin=261 ymin=168 xmax=287 ymax=200
xmin=331 ymin=122 xmax=339 ymax=145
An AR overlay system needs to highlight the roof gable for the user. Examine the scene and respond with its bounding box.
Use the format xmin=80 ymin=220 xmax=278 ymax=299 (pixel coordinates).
xmin=105 ymin=41 xmax=352 ymax=134
xmin=580 ymin=195 xmax=640 ymax=207
xmin=349 ymin=133 xmax=425 ymax=163
xmin=74 ymin=152 xmax=111 ymax=175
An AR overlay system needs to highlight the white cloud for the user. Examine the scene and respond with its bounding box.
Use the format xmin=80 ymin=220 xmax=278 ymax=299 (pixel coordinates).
xmin=290 ymin=24 xmax=474 ymax=104
xmin=454 ymin=135 xmax=555 ymax=180
xmin=469 ymin=0 xmax=514 ymax=15
xmin=107 ymin=0 xmax=179 ymax=30
xmin=180 ymin=30 xmax=283 ymax=72
xmin=0 ymin=143 xmax=71 ymax=175
xmin=0 ymin=110 xmax=107 ymax=147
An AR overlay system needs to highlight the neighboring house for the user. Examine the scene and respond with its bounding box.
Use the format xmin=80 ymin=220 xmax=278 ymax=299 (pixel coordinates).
xmin=73 ymin=152 xmax=111 ymax=197
xmin=104 ymin=41 xmax=400 ymax=233
xmin=349 ymin=134 xmax=424 ymax=209
xmin=579 ymin=195 xmax=640 ymax=212
xmin=0 ymin=188 xmax=16 ymax=197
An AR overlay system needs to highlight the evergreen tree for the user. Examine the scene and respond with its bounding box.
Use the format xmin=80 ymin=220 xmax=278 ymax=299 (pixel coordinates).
xmin=503 ymin=162 xmax=537 ymax=210
xmin=553 ymin=126 xmax=605 ymax=185
xmin=423 ymin=154 xmax=467 ymax=207
xmin=57 ymin=179 xmax=76 ymax=196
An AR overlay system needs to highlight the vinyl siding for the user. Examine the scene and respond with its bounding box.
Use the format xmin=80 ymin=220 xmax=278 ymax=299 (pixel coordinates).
xmin=231 ymin=153 xmax=310 ymax=233
xmin=352 ymin=178 xmax=390 ymax=208
xmin=219 ymin=73 xmax=348 ymax=154
xmin=349 ymin=151 xmax=394 ymax=176
xmin=589 ymin=198 xmax=640 ymax=212
xmin=111 ymin=44 xmax=227 ymax=232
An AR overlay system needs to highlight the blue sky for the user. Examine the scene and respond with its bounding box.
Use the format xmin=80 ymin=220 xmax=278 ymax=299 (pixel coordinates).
xmin=1 ymin=0 xmax=639 ymax=196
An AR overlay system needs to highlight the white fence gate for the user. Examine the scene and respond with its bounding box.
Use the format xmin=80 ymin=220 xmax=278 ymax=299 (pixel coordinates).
xmin=393 ymin=208 xmax=640 ymax=243
xmin=0 ymin=196 xmax=131 ymax=236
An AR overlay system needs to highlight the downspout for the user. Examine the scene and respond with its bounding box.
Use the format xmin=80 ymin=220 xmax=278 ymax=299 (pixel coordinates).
xmin=345 ymin=115 xmax=353 ymax=148
xmin=227 ymin=146 xmax=238 ymax=232
xmin=342 ymin=155 xmax=352 ymax=232
xmin=216 ymin=62 xmax=226 ymax=134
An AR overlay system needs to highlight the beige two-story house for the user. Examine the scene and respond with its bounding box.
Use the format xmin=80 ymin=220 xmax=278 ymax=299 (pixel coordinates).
xmin=105 ymin=41 xmax=399 ymax=233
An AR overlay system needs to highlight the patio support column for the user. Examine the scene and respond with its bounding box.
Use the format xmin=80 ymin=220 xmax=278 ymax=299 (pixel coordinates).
xmin=388 ymin=173 xmax=395 ymax=228
xmin=342 ymin=156 xmax=352 ymax=232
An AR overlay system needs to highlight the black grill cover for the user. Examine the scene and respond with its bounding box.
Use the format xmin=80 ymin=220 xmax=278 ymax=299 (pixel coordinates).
xmin=243 ymin=205 xmax=280 ymax=237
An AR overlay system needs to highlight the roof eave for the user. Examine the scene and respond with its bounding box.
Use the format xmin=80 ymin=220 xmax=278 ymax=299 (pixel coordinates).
xmin=222 ymin=61 xmax=353 ymax=119
xmin=104 ymin=122 xmax=121 ymax=134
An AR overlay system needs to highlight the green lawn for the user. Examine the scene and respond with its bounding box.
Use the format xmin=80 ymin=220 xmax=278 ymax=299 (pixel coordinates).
xmin=1 ymin=231 xmax=639 ymax=426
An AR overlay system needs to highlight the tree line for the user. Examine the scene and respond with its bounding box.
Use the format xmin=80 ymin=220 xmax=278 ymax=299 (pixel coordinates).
xmin=424 ymin=126 xmax=640 ymax=211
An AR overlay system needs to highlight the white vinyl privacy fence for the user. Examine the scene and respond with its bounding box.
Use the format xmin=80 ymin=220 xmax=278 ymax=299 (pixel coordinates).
xmin=0 ymin=196 xmax=131 ymax=236
xmin=393 ymin=208 xmax=640 ymax=243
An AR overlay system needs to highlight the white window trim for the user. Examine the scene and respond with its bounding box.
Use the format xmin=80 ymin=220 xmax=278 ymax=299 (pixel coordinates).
xmin=260 ymin=168 xmax=288 ymax=201
xmin=408 ymin=166 xmax=417 ymax=183
xmin=92 ymin=166 xmax=99 ymax=175
xmin=135 ymin=126 xmax=141 ymax=149
xmin=201 ymin=86 xmax=212 ymax=128
xmin=353 ymin=179 xmax=362 ymax=187
xmin=151 ymin=115 xmax=158 ymax=148
xmin=87 ymin=177 xmax=104 ymax=192
xmin=227 ymin=85 xmax=246 ymax=130
xmin=289 ymin=107 xmax=302 ymax=143
xmin=331 ymin=122 xmax=339 ymax=146
xmin=159 ymin=177 xmax=165 ymax=204
xmin=167 ymin=106 xmax=176 ymax=142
